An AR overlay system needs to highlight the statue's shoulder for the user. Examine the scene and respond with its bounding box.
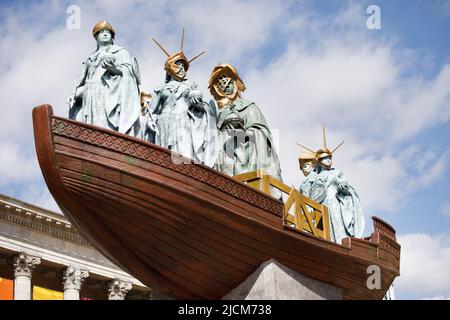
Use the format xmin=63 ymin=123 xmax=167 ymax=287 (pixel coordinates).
xmin=330 ymin=168 xmax=344 ymax=176
xmin=110 ymin=45 xmax=125 ymax=53
xmin=179 ymin=79 xmax=194 ymax=89
xmin=234 ymin=98 xmax=255 ymax=111
xmin=154 ymin=81 xmax=172 ymax=94
xmin=325 ymin=169 xmax=346 ymax=182
xmin=315 ymin=169 xmax=331 ymax=180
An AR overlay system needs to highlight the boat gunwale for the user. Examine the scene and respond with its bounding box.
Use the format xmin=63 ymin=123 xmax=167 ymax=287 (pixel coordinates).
xmin=52 ymin=133 xmax=355 ymax=252
xmin=51 ymin=114 xmax=284 ymax=209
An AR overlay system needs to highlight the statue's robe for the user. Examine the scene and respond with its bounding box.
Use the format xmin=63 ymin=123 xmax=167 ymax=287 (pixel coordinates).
xmin=300 ymin=167 xmax=365 ymax=244
xmin=148 ymin=79 xmax=218 ymax=167
xmin=216 ymin=98 xmax=282 ymax=182
xmin=69 ymin=45 xmax=141 ymax=136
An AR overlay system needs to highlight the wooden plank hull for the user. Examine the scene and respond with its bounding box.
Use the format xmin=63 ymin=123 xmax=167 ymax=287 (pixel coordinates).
xmin=32 ymin=105 xmax=400 ymax=300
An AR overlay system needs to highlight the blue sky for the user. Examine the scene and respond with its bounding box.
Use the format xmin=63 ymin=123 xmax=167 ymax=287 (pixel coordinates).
xmin=0 ymin=0 xmax=449 ymax=299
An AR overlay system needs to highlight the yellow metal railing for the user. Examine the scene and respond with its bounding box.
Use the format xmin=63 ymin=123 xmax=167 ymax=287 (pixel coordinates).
xmin=234 ymin=170 xmax=331 ymax=241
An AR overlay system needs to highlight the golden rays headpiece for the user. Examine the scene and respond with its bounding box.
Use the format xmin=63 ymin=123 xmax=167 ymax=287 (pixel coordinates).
xmin=296 ymin=125 xmax=344 ymax=163
xmin=152 ymin=29 xmax=206 ymax=81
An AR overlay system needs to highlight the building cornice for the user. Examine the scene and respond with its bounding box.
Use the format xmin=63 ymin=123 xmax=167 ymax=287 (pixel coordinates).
xmin=0 ymin=194 xmax=147 ymax=288
xmin=0 ymin=194 xmax=89 ymax=246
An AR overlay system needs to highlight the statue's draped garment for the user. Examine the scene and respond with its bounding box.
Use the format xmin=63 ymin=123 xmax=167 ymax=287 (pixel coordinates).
xmin=300 ymin=168 xmax=365 ymax=243
xmin=69 ymin=45 xmax=141 ymax=136
xmin=150 ymin=79 xmax=218 ymax=167
xmin=216 ymin=98 xmax=282 ymax=181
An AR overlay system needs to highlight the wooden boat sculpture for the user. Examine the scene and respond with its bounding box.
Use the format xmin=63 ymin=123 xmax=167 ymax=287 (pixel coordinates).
xmin=32 ymin=104 xmax=400 ymax=300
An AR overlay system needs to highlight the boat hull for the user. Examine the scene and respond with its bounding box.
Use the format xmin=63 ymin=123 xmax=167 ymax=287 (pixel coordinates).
xmin=33 ymin=105 xmax=400 ymax=299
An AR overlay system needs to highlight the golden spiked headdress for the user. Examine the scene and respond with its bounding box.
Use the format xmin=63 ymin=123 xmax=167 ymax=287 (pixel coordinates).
xmin=152 ymin=29 xmax=205 ymax=81
xmin=208 ymin=63 xmax=246 ymax=108
xmin=297 ymin=125 xmax=344 ymax=169
xmin=92 ymin=20 xmax=115 ymax=39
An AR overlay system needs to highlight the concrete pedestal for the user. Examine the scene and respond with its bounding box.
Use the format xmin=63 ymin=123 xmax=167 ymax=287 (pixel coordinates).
xmin=223 ymin=259 xmax=342 ymax=300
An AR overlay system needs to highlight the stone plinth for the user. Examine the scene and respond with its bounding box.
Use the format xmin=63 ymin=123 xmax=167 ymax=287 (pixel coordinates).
xmin=222 ymin=259 xmax=342 ymax=300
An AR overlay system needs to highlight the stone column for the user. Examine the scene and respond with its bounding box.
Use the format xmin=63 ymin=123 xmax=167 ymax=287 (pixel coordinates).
xmin=62 ymin=266 xmax=89 ymax=300
xmin=13 ymin=252 xmax=41 ymax=300
xmin=107 ymin=279 xmax=132 ymax=300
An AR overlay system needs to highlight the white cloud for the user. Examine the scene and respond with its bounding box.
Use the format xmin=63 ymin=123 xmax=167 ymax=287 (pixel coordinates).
xmin=442 ymin=0 xmax=450 ymax=15
xmin=414 ymin=151 xmax=449 ymax=188
xmin=396 ymin=233 xmax=450 ymax=299
xmin=173 ymin=0 xmax=285 ymax=60
xmin=0 ymin=0 xmax=449 ymax=224
xmin=0 ymin=142 xmax=41 ymax=185
xmin=441 ymin=203 xmax=450 ymax=218
xmin=241 ymin=4 xmax=450 ymax=215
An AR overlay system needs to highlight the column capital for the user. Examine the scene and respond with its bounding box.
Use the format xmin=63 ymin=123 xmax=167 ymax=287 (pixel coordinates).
xmin=107 ymin=279 xmax=132 ymax=300
xmin=13 ymin=252 xmax=41 ymax=278
xmin=63 ymin=266 xmax=89 ymax=291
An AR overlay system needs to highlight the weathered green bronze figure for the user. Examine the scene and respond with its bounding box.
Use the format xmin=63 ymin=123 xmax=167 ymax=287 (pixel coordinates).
xmin=208 ymin=64 xmax=282 ymax=181
xmin=69 ymin=21 xmax=141 ymax=136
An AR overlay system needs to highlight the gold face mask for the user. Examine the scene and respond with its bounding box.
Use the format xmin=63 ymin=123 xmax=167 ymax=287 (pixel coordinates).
xmin=316 ymin=150 xmax=333 ymax=170
xmin=208 ymin=64 xmax=246 ymax=108
xmin=298 ymin=151 xmax=317 ymax=176
xmin=164 ymin=52 xmax=189 ymax=81
xmin=217 ymin=75 xmax=232 ymax=93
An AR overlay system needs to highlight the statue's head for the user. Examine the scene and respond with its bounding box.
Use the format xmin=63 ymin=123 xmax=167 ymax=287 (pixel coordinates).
xmin=298 ymin=151 xmax=316 ymax=176
xmin=208 ymin=64 xmax=246 ymax=108
xmin=315 ymin=149 xmax=333 ymax=170
xmin=93 ymin=21 xmax=115 ymax=43
xmin=297 ymin=126 xmax=344 ymax=172
xmin=153 ymin=29 xmax=205 ymax=82
xmin=164 ymin=52 xmax=189 ymax=81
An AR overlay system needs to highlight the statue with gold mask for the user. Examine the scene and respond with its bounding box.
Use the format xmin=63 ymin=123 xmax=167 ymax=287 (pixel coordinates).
xmin=69 ymin=21 xmax=141 ymax=136
xmin=298 ymin=151 xmax=316 ymax=177
xmin=208 ymin=64 xmax=282 ymax=182
xmin=298 ymin=127 xmax=365 ymax=244
xmin=146 ymin=30 xmax=218 ymax=167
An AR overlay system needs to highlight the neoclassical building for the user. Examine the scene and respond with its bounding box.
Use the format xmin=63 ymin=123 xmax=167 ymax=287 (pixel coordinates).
xmin=0 ymin=193 xmax=151 ymax=300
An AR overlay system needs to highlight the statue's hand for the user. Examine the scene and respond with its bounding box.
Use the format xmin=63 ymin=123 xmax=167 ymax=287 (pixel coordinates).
xmin=188 ymin=90 xmax=204 ymax=111
xmin=102 ymin=60 xmax=122 ymax=76
xmin=67 ymin=95 xmax=75 ymax=108
xmin=338 ymin=183 xmax=350 ymax=194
